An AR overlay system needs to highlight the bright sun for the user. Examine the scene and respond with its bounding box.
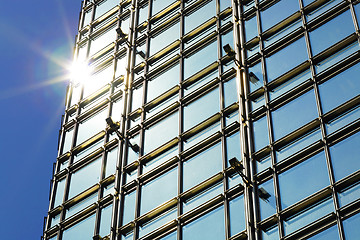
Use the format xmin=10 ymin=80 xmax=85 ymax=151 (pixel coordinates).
xmin=68 ymin=61 xmax=93 ymax=85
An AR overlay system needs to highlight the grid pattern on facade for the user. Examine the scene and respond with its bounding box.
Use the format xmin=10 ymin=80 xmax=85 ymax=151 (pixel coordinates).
xmin=43 ymin=0 xmax=360 ymax=240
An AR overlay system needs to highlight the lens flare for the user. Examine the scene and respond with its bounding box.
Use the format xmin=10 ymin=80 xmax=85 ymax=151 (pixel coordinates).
xmin=68 ymin=61 xmax=93 ymax=85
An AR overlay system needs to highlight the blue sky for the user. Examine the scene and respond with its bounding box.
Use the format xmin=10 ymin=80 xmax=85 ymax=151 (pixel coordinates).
xmin=0 ymin=1 xmax=80 ymax=239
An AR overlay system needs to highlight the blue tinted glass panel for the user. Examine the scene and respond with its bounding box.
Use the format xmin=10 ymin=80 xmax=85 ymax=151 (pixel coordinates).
xmin=229 ymin=195 xmax=246 ymax=236
xmin=182 ymin=206 xmax=225 ymax=239
xmin=259 ymin=179 xmax=276 ymax=220
xmin=62 ymin=214 xmax=95 ymax=240
xmin=272 ymin=90 xmax=318 ymax=140
xmin=122 ymin=190 xmax=136 ymax=225
xmin=307 ymin=224 xmax=339 ymax=240
xmin=68 ymin=157 xmax=102 ymax=199
xmin=144 ymin=112 xmax=178 ymax=154
xmin=261 ymin=1 xmax=299 ymax=32
xmin=319 ymin=63 xmax=360 ymax=113
xmin=185 ymin=0 xmax=216 ymax=34
xmin=245 ymin=16 xmax=257 ymax=41
xmin=343 ymin=213 xmax=360 ymax=239
xmin=54 ymin=178 xmax=66 ymax=207
xmin=262 ymin=225 xmax=279 ymax=240
xmin=183 ymin=183 xmax=222 ymax=213
xmin=309 ymin=10 xmax=355 ymax=55
xmin=330 ymin=131 xmax=360 ymax=181
xmin=279 ymin=152 xmax=329 ymax=209
xmin=338 ymin=181 xmax=360 ymax=207
xmin=99 ymin=204 xmax=113 ymax=237
xmin=252 ymin=116 xmax=269 ymax=151
xmin=139 ymin=208 xmax=177 ymax=238
xmin=184 ymin=87 xmax=219 ymax=131
xmin=140 ymin=167 xmax=177 ymax=215
xmin=266 ymin=37 xmax=308 ymax=82
xmin=283 ymin=198 xmax=334 ymax=235
xmin=183 ymin=143 xmax=222 ymax=191
xmin=326 ymin=106 xmax=360 ymax=135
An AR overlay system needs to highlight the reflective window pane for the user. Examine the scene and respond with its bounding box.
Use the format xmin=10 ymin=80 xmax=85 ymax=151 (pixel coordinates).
xmin=182 ymin=206 xmax=225 ymax=239
xmin=62 ymin=214 xmax=96 ymax=240
xmin=272 ymin=90 xmax=318 ymax=140
xmin=183 ymin=143 xmax=222 ymax=191
xmin=330 ymin=131 xmax=360 ymax=181
xmin=279 ymin=152 xmax=329 ymax=209
xmin=309 ymin=10 xmax=354 ymax=56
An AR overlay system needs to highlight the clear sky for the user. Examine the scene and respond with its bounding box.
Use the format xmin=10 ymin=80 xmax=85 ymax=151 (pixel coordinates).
xmin=0 ymin=1 xmax=80 ymax=239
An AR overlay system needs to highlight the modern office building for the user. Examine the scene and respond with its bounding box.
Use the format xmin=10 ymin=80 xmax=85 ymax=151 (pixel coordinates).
xmin=43 ymin=0 xmax=360 ymax=239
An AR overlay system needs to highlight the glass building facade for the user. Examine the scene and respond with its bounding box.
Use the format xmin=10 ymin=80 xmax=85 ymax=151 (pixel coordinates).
xmin=43 ymin=0 xmax=360 ymax=239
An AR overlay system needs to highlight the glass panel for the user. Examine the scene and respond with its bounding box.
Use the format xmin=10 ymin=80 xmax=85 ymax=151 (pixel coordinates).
xmin=220 ymin=0 xmax=231 ymax=12
xmin=94 ymin=0 xmax=118 ymax=20
xmin=70 ymin=84 xmax=82 ymax=107
xmin=152 ymin=0 xmax=173 ymax=16
xmin=330 ymin=131 xmax=360 ymax=181
xmin=89 ymin=25 xmax=116 ymax=56
xmin=73 ymin=139 xmax=103 ymax=163
xmin=83 ymin=64 xmax=113 ymax=98
xmin=306 ymin=0 xmax=343 ymax=22
xmin=272 ymin=90 xmax=318 ymax=140
xmin=226 ymin=131 xmax=242 ymax=164
xmin=263 ymin=20 xmax=302 ymax=48
xmin=111 ymin=97 xmax=123 ymax=123
xmin=266 ymin=37 xmax=308 ymax=82
xmin=76 ymin=108 xmax=108 ymax=144
xmin=184 ymin=70 xmax=217 ymax=96
xmin=183 ymin=183 xmax=223 ymax=213
xmin=343 ymin=212 xmax=360 ymax=239
xmin=62 ymin=128 xmax=74 ymax=154
xmin=62 ymin=214 xmax=96 ymax=240
xmin=309 ymin=10 xmax=355 ymax=56
xmin=137 ymin=3 xmax=149 ymax=25
xmin=269 ymin=69 xmax=311 ymax=100
xmin=252 ymin=115 xmax=269 ymax=151
xmin=150 ymin=22 xmax=180 ymax=56
xmin=147 ymin=64 xmax=179 ymax=102
xmin=248 ymin=63 xmax=263 ymax=92
xmin=224 ymin=77 xmax=237 ymax=108
xmin=143 ymin=147 xmax=178 ymax=173
xmin=315 ymin=42 xmax=360 ymax=74
xmin=262 ymin=225 xmax=279 ymax=240
xmin=139 ymin=208 xmax=177 ymax=238
xmin=182 ymin=206 xmax=225 ymax=239
xmin=283 ymin=198 xmax=334 ymax=235
xmin=105 ymin=147 xmax=118 ymax=178
xmin=225 ymin=110 xmax=239 ymax=126
xmin=258 ymin=179 xmax=276 ymax=220
xmin=184 ymin=0 xmax=216 ymax=34
xmin=140 ymin=167 xmax=177 ymax=215
xmin=144 ymin=112 xmax=178 ymax=154
xmin=256 ymin=155 xmax=272 ymax=174
xmin=326 ymin=106 xmax=360 ymax=135
xmin=184 ymin=122 xmax=220 ymax=150
xmin=103 ymin=182 xmax=115 ymax=196
xmin=184 ymin=41 xmax=218 ymax=80
xmin=279 ymin=152 xmax=329 ymax=209
xmin=221 ymin=30 xmax=234 ymax=58
xmin=115 ymin=54 xmax=127 ymax=77
xmin=244 ymin=16 xmax=257 ymax=42
xmin=83 ymin=8 xmax=92 ymax=27
xmin=159 ymin=231 xmax=177 ymax=240
xmin=319 ymin=63 xmax=360 ymax=113
xmin=54 ymin=178 xmax=66 ymax=208
xmin=183 ymin=142 xmax=222 ymax=191
xmin=338 ymin=181 xmax=360 ymax=207
xmin=307 ymin=224 xmax=339 ymax=240
xmin=66 ymin=193 xmax=97 ymax=218
xmin=184 ymin=87 xmax=219 ymax=131
xmin=68 ymin=157 xmax=102 ymax=199
xmin=99 ymin=204 xmax=113 ymax=237
xmin=260 ymin=1 xmax=300 ymax=32
xmin=229 ymin=195 xmax=246 ymax=236
xmin=275 ymin=128 xmax=321 ymax=163
xmin=131 ymin=84 xmax=143 ymax=111
xmin=122 ymin=190 xmax=136 ymax=225
xmin=50 ymin=213 xmax=61 ymax=228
